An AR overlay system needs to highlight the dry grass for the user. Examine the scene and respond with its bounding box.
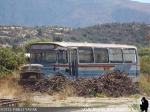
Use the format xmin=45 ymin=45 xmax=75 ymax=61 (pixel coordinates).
xmin=0 ymin=75 xmax=23 ymax=99
xmin=54 ymin=84 xmax=76 ymax=100
xmin=0 ymin=75 xmax=35 ymax=106
xmin=139 ymin=74 xmax=150 ymax=96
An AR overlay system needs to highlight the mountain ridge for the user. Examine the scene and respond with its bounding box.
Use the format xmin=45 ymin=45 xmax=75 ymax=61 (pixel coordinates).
xmin=0 ymin=0 xmax=150 ymax=27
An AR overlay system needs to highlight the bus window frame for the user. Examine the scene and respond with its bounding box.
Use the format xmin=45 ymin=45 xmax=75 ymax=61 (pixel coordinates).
xmin=78 ymin=47 xmax=94 ymax=64
xmin=44 ymin=50 xmax=57 ymax=63
xmin=30 ymin=52 xmax=43 ymax=62
xmin=30 ymin=49 xmax=57 ymax=64
xmin=122 ymin=48 xmax=137 ymax=64
xmin=93 ymin=47 xmax=109 ymax=63
xmin=29 ymin=43 xmax=138 ymax=65
xmin=109 ymin=48 xmax=123 ymax=63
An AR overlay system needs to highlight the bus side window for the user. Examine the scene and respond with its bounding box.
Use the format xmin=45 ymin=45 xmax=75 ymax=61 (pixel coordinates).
xmin=109 ymin=48 xmax=123 ymax=63
xmin=123 ymin=49 xmax=137 ymax=63
xmin=78 ymin=47 xmax=94 ymax=63
xmin=94 ymin=48 xmax=109 ymax=63
xmin=58 ymin=51 xmax=68 ymax=64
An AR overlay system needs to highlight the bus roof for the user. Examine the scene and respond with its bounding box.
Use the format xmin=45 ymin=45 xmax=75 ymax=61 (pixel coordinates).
xmin=31 ymin=42 xmax=137 ymax=49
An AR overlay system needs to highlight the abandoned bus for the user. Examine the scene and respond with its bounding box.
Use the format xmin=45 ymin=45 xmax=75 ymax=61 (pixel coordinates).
xmin=26 ymin=42 xmax=140 ymax=81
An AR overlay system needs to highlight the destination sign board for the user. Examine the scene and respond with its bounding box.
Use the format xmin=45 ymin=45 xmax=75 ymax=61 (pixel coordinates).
xmin=31 ymin=45 xmax=55 ymax=50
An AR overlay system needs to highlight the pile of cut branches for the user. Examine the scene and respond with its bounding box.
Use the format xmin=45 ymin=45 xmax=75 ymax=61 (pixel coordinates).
xmin=21 ymin=72 xmax=139 ymax=97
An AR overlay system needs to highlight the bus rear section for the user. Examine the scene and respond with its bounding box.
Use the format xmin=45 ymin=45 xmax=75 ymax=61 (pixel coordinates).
xmin=68 ymin=47 xmax=140 ymax=80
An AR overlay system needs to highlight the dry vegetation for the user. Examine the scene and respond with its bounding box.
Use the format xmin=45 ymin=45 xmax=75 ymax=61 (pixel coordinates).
xmin=0 ymin=75 xmax=23 ymax=99
xmin=0 ymin=72 xmax=149 ymax=107
xmin=139 ymin=74 xmax=150 ymax=96
xmin=20 ymin=72 xmax=139 ymax=98
xmin=0 ymin=75 xmax=38 ymax=106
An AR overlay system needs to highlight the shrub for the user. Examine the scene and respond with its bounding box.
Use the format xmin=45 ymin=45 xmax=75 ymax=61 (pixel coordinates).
xmin=139 ymin=74 xmax=150 ymax=96
xmin=140 ymin=56 xmax=150 ymax=74
xmin=0 ymin=47 xmax=25 ymax=75
xmin=138 ymin=48 xmax=150 ymax=57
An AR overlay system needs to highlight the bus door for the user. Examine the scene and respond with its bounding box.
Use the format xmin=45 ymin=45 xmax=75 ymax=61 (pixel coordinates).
xmin=68 ymin=48 xmax=78 ymax=78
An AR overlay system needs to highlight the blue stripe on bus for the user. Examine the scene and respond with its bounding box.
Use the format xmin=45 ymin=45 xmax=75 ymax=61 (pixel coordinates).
xmin=40 ymin=64 xmax=139 ymax=77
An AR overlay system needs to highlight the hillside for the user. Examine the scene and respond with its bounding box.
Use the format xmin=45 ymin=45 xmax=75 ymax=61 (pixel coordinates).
xmin=64 ymin=23 xmax=150 ymax=47
xmin=0 ymin=25 xmax=72 ymax=46
xmin=0 ymin=23 xmax=150 ymax=47
xmin=1 ymin=0 xmax=150 ymax=27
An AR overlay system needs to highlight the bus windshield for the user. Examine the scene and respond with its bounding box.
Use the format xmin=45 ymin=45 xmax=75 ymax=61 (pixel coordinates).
xmin=31 ymin=50 xmax=57 ymax=63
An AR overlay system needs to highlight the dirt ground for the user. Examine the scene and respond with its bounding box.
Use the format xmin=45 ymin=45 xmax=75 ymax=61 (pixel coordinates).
xmin=0 ymin=90 xmax=149 ymax=112
xmin=24 ymin=93 xmax=149 ymax=112
xmin=0 ymin=76 xmax=149 ymax=112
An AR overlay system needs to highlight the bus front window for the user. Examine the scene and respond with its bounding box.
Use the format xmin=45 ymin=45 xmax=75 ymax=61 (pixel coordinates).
xmin=31 ymin=52 xmax=43 ymax=62
xmin=31 ymin=51 xmax=57 ymax=63
xmin=44 ymin=51 xmax=57 ymax=63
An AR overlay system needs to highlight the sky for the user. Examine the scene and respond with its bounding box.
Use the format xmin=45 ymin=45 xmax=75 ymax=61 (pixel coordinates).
xmin=131 ymin=0 xmax=150 ymax=3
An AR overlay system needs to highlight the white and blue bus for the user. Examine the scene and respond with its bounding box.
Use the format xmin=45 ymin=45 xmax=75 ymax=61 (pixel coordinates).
xmin=27 ymin=42 xmax=140 ymax=81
